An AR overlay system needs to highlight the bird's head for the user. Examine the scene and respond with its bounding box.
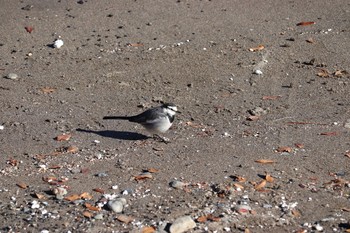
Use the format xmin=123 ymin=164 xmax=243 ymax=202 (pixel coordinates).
xmin=162 ymin=103 xmax=180 ymax=115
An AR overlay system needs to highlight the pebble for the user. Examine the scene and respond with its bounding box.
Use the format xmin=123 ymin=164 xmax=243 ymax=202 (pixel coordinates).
xmin=53 ymin=187 xmax=67 ymax=200
xmin=235 ymin=204 xmax=252 ymax=215
xmin=303 ymin=222 xmax=311 ymax=227
xmin=54 ymin=39 xmax=64 ymax=48
xmin=95 ymin=153 xmax=103 ymax=159
xmin=22 ymin=4 xmax=33 ymax=11
xmin=95 ymin=172 xmax=108 ymax=177
xmin=5 ymin=73 xmax=19 ymax=80
xmin=116 ymin=197 xmax=127 ymax=205
xmin=169 ymin=180 xmax=186 ymax=189
xmin=335 ymin=171 xmax=346 ymax=176
xmin=107 ymin=200 xmax=123 ymax=213
xmin=118 ymin=81 xmax=130 ymax=86
xmin=253 ymin=69 xmax=263 ymax=75
xmin=41 ymin=209 xmax=48 ymax=215
xmin=314 ymin=223 xmax=324 ymax=231
xmin=122 ymin=189 xmax=134 ymax=195
xmin=263 ymin=204 xmax=273 ymax=208
xmin=0 ymin=125 xmax=4 ymax=130
xmin=73 ymin=199 xmax=84 ymax=205
xmin=321 ymin=217 xmax=335 ymax=222
xmin=94 ymin=213 xmax=104 ymax=220
xmin=70 ymin=168 xmax=81 ymax=174
xmin=280 ymin=152 xmax=291 ymax=156
xmin=344 ymin=119 xmax=350 ymax=129
xmin=249 ymin=107 xmax=267 ymax=116
xmin=107 ymin=198 xmax=127 ymax=213
xmin=169 ymin=216 xmax=196 ymax=233
xmin=31 ymin=200 xmax=40 ymax=209
xmin=138 ymin=172 xmax=153 ymax=179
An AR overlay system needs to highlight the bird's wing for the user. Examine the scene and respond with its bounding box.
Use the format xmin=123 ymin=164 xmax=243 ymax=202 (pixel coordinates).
xmin=128 ymin=107 xmax=166 ymax=123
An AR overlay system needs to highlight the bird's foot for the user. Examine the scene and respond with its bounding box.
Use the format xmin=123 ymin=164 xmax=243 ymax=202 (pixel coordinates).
xmin=152 ymin=134 xmax=170 ymax=143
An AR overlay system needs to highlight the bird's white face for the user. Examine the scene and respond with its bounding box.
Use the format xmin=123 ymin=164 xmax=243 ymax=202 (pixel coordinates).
xmin=164 ymin=105 xmax=178 ymax=116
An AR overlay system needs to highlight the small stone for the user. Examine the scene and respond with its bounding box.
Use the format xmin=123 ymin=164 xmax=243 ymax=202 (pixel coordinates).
xmin=31 ymin=200 xmax=40 ymax=209
xmin=54 ymin=39 xmax=64 ymax=48
xmin=249 ymin=107 xmax=267 ymax=116
xmin=134 ymin=172 xmax=152 ymax=181
xmin=169 ymin=216 xmax=196 ymax=233
xmin=53 ymin=187 xmax=68 ymax=200
xmin=335 ymin=171 xmax=346 ymax=176
xmin=107 ymin=200 xmax=123 ymax=213
xmin=253 ymin=69 xmax=263 ymax=75
xmin=314 ymin=223 xmax=324 ymax=231
xmin=122 ymin=189 xmax=134 ymax=195
xmin=263 ymin=204 xmax=273 ymax=208
xmin=41 ymin=209 xmax=48 ymax=215
xmin=70 ymin=168 xmax=81 ymax=174
xmin=169 ymin=180 xmax=186 ymax=189
xmin=95 ymin=172 xmax=108 ymax=177
xmin=344 ymin=119 xmax=350 ymax=129
xmin=94 ymin=213 xmax=104 ymax=220
xmin=66 ymin=87 xmax=76 ymax=91
xmin=235 ymin=204 xmax=252 ymax=215
xmin=22 ymin=4 xmax=34 ymax=11
xmin=5 ymin=73 xmax=19 ymax=80
xmin=118 ymin=81 xmax=130 ymax=86
xmin=107 ymin=198 xmax=126 ymax=213
xmin=321 ymin=217 xmax=335 ymax=222
xmin=0 ymin=125 xmax=4 ymax=130
xmin=116 ymin=197 xmax=127 ymax=205
xmin=280 ymin=152 xmax=291 ymax=156
xmin=306 ymin=38 xmax=315 ymax=43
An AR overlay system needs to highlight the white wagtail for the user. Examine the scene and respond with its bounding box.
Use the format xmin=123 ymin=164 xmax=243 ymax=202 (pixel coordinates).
xmin=103 ymin=103 xmax=180 ymax=141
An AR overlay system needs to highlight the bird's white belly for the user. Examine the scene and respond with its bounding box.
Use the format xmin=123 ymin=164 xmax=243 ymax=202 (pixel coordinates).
xmin=142 ymin=117 xmax=172 ymax=133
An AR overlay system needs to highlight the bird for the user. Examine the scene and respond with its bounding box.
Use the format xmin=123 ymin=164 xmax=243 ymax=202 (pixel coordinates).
xmin=103 ymin=103 xmax=179 ymax=141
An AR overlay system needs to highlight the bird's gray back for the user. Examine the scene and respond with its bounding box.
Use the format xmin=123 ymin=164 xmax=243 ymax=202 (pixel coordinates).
xmin=129 ymin=107 xmax=165 ymax=123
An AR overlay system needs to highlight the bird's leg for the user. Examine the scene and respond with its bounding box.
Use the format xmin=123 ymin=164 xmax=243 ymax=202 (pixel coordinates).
xmin=152 ymin=134 xmax=170 ymax=143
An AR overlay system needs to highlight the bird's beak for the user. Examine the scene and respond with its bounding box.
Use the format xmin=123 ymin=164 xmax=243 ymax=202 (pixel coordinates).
xmin=176 ymin=110 xmax=181 ymax=114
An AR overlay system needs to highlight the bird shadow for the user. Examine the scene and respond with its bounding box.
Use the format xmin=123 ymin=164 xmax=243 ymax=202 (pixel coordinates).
xmin=76 ymin=128 xmax=149 ymax=141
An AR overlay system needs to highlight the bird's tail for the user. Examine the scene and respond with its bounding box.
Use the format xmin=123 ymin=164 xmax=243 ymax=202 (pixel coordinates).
xmin=103 ymin=116 xmax=130 ymax=120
